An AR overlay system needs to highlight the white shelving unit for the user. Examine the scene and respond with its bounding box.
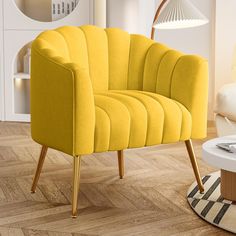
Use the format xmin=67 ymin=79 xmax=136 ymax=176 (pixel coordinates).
xmin=14 ymin=73 xmax=30 ymax=80
xmin=4 ymin=0 xmax=91 ymax=30
xmin=1 ymin=0 xmax=93 ymax=122
xmin=0 ymin=1 xmax=3 ymax=121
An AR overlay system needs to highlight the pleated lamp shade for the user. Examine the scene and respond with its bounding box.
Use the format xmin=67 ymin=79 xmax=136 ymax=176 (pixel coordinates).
xmin=153 ymin=0 xmax=209 ymax=29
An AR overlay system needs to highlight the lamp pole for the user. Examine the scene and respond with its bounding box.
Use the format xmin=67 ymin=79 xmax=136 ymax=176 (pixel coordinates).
xmin=151 ymin=0 xmax=168 ymax=40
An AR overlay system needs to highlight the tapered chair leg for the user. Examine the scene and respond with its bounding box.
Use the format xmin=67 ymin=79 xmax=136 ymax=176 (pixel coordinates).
xmin=72 ymin=156 xmax=82 ymax=218
xmin=185 ymin=140 xmax=204 ymax=193
xmin=117 ymin=150 xmax=124 ymax=179
xmin=31 ymin=146 xmax=48 ymax=193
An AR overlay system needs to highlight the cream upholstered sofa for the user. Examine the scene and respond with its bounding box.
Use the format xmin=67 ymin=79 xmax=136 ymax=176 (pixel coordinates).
xmin=215 ymin=46 xmax=236 ymax=136
xmin=215 ymin=83 xmax=236 ymax=136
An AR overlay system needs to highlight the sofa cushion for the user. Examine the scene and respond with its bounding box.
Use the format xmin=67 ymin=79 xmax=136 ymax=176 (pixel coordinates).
xmin=94 ymin=90 xmax=192 ymax=153
xmin=215 ymin=83 xmax=236 ymax=122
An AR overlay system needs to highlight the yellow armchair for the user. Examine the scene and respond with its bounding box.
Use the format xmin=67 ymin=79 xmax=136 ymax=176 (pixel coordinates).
xmin=30 ymin=25 xmax=208 ymax=217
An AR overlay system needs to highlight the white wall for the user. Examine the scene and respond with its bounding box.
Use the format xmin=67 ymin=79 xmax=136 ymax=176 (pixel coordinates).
xmin=107 ymin=0 xmax=139 ymax=33
xmin=107 ymin=0 xmax=157 ymax=36
xmin=137 ymin=0 xmax=155 ymax=37
xmin=215 ymin=0 xmax=236 ymax=95
xmin=0 ymin=0 xmax=3 ymax=120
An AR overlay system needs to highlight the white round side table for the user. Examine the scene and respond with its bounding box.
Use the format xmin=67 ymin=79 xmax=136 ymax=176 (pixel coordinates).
xmin=203 ymin=135 xmax=236 ymax=201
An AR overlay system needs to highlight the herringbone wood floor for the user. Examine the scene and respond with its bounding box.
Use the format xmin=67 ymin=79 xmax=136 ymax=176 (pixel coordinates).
xmin=0 ymin=121 xmax=233 ymax=236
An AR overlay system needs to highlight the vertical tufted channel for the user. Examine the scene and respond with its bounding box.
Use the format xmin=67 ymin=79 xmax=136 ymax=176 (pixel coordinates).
xmin=105 ymin=28 xmax=131 ymax=90
xmin=56 ymin=26 xmax=89 ymax=70
xmin=80 ymin=25 xmax=109 ymax=91
xmin=143 ymin=43 xmax=170 ymax=93
xmin=143 ymin=43 xmax=183 ymax=98
xmin=171 ymin=55 xmax=208 ymax=139
xmin=155 ymin=50 xmax=183 ymax=97
xmin=36 ymin=30 xmax=71 ymax=61
xmin=128 ymin=35 xmax=154 ymax=90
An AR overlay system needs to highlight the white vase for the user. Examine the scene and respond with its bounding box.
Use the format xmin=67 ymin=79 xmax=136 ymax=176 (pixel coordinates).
xmin=23 ymin=48 xmax=31 ymax=74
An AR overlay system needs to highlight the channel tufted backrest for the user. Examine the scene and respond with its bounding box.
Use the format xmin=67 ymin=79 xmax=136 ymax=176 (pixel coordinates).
xmin=31 ymin=25 xmax=208 ymax=157
xmin=143 ymin=44 xmax=183 ymax=97
xmin=34 ymin=25 xmax=189 ymax=96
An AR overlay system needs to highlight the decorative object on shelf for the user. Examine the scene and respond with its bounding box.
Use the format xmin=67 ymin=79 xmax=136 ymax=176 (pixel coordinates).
xmin=217 ymin=142 xmax=236 ymax=153
xmin=151 ymin=0 xmax=209 ymax=39
xmin=52 ymin=0 xmax=80 ymax=21
xmin=23 ymin=48 xmax=31 ymax=74
xmin=188 ymin=171 xmax=236 ymax=234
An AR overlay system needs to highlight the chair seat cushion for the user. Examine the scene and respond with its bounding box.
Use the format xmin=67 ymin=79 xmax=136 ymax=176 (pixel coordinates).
xmin=94 ymin=90 xmax=192 ymax=152
xmin=215 ymin=83 xmax=236 ymax=122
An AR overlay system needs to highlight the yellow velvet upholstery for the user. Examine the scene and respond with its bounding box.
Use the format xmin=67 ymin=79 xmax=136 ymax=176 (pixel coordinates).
xmin=31 ymin=25 xmax=208 ymax=156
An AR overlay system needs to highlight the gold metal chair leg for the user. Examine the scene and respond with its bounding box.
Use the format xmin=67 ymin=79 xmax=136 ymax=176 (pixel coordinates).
xmin=185 ymin=140 xmax=204 ymax=193
xmin=118 ymin=150 xmax=124 ymax=179
xmin=31 ymin=145 xmax=48 ymax=193
xmin=72 ymin=156 xmax=82 ymax=218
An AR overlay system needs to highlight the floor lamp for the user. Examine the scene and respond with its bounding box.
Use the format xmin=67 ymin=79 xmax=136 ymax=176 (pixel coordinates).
xmin=151 ymin=0 xmax=209 ymax=40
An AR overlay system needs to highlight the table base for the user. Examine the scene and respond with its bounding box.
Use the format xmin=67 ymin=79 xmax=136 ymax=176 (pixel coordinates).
xmin=221 ymin=169 xmax=236 ymax=202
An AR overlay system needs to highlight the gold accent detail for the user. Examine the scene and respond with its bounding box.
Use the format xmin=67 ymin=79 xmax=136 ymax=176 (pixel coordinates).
xmin=185 ymin=140 xmax=204 ymax=193
xmin=31 ymin=146 xmax=48 ymax=193
xmin=151 ymin=0 xmax=168 ymax=39
xmin=71 ymin=156 xmax=81 ymax=218
xmin=118 ymin=150 xmax=124 ymax=179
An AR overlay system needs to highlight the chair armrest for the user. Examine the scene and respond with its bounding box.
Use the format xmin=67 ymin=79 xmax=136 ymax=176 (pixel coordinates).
xmin=171 ymin=55 xmax=209 ymax=139
xmin=31 ymin=45 xmax=95 ymax=156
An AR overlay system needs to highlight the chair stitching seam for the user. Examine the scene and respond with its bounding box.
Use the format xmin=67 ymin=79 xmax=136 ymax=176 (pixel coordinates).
xmin=95 ymin=94 xmax=131 ymax=149
xmin=110 ymin=91 xmax=151 ymax=146
xmin=94 ymin=105 xmax=111 ymax=151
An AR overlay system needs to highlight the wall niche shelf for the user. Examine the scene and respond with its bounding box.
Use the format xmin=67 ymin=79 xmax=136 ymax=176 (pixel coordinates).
xmin=1 ymin=0 xmax=93 ymax=122
xmin=14 ymin=78 xmax=30 ymax=115
xmin=13 ymin=43 xmax=31 ymax=117
xmin=14 ymin=0 xmax=80 ymax=22
xmin=4 ymin=0 xmax=91 ymax=31
xmin=14 ymin=42 xmax=31 ymax=77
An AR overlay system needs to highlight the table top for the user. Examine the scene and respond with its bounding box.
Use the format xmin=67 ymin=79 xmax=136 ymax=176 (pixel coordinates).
xmin=202 ymin=135 xmax=236 ymax=172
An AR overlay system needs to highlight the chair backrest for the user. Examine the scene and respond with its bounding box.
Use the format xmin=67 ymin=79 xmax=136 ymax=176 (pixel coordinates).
xmin=33 ymin=25 xmax=183 ymax=96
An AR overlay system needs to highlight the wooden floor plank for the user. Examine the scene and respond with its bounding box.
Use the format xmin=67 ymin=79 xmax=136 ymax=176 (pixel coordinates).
xmin=0 ymin=121 xmax=232 ymax=235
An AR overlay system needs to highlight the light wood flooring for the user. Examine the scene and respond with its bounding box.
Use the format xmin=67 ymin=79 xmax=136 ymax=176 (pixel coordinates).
xmin=0 ymin=121 xmax=233 ymax=236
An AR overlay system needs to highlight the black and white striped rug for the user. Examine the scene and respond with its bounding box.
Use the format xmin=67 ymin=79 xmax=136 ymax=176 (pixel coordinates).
xmin=187 ymin=171 xmax=236 ymax=233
